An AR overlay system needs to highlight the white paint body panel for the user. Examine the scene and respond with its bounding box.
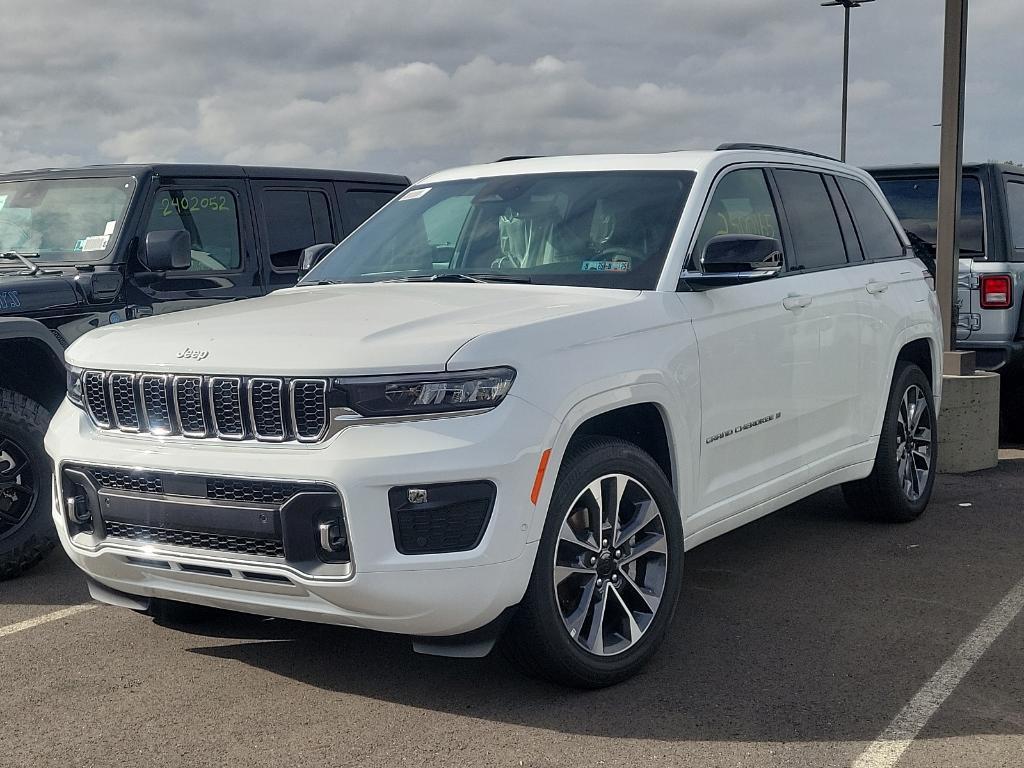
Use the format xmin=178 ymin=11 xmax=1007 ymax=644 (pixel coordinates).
xmin=46 ymin=149 xmax=943 ymax=638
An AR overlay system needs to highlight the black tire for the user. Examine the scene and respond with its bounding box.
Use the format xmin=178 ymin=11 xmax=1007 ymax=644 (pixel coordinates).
xmin=502 ymin=436 xmax=683 ymax=688
xmin=842 ymin=362 xmax=937 ymax=522
xmin=0 ymin=388 xmax=55 ymax=580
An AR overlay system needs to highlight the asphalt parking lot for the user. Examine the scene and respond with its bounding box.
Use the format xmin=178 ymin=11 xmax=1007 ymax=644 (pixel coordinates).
xmin=2 ymin=456 xmax=1023 ymax=768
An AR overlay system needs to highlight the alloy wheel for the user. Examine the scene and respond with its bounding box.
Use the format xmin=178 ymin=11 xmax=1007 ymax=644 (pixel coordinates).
xmin=895 ymin=384 xmax=932 ymax=502
xmin=0 ymin=436 xmax=37 ymax=540
xmin=552 ymin=473 xmax=669 ymax=656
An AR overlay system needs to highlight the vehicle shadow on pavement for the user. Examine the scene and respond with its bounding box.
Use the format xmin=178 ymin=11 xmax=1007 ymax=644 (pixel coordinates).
xmin=186 ymin=472 xmax=1024 ymax=744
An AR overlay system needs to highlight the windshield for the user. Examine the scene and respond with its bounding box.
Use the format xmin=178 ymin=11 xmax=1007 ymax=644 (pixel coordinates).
xmin=0 ymin=176 xmax=136 ymax=261
xmin=303 ymin=171 xmax=695 ymax=290
xmin=875 ymin=176 xmax=984 ymax=255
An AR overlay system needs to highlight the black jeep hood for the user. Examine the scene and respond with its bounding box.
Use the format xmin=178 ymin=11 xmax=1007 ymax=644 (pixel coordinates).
xmin=0 ymin=269 xmax=80 ymax=314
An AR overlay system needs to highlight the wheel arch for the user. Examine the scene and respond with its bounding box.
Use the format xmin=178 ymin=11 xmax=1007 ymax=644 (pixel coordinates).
xmin=529 ymin=384 xmax=694 ymax=543
xmin=869 ymin=328 xmax=941 ymax=440
xmin=0 ymin=319 xmax=67 ymax=412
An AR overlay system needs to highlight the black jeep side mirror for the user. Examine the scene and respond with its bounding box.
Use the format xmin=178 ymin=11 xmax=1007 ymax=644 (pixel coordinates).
xmin=299 ymin=243 xmax=335 ymax=277
xmin=679 ymin=234 xmax=784 ymax=291
xmin=142 ymin=230 xmax=191 ymax=271
xmin=701 ymin=234 xmax=783 ymax=273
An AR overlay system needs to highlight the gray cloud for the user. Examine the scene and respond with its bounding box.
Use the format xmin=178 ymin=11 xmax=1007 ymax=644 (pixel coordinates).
xmin=0 ymin=0 xmax=1020 ymax=180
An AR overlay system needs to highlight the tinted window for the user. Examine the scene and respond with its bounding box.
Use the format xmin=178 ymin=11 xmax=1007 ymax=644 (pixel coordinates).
xmin=1007 ymin=181 xmax=1024 ymax=250
xmin=837 ymin=177 xmax=904 ymax=259
xmin=262 ymin=189 xmax=332 ymax=272
xmin=774 ymin=169 xmax=847 ymax=269
xmin=345 ymin=190 xmax=398 ymax=230
xmin=874 ymin=176 xmax=984 ymax=256
xmin=693 ymin=168 xmax=781 ymax=261
xmin=146 ymin=189 xmax=240 ymax=271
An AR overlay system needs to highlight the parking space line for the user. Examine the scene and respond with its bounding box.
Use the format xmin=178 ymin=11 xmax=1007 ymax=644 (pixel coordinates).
xmin=0 ymin=603 xmax=96 ymax=638
xmin=852 ymin=574 xmax=1024 ymax=768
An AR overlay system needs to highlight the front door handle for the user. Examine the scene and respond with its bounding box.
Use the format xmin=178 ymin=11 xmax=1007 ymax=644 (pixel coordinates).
xmin=866 ymin=280 xmax=889 ymax=295
xmin=782 ymin=294 xmax=812 ymax=311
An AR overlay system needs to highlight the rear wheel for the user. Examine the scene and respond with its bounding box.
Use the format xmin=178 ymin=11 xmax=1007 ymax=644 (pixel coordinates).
xmin=0 ymin=389 xmax=55 ymax=580
xmin=503 ymin=437 xmax=683 ymax=688
xmin=842 ymin=362 xmax=936 ymax=522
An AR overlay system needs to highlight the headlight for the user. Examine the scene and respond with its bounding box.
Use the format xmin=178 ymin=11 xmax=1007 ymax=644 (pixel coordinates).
xmin=66 ymin=365 xmax=85 ymax=408
xmin=331 ymin=367 xmax=516 ymax=417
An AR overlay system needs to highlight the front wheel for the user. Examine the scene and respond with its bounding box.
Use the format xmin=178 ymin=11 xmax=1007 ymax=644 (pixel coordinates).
xmin=842 ymin=362 xmax=937 ymax=522
xmin=0 ymin=389 xmax=55 ymax=580
xmin=503 ymin=437 xmax=683 ymax=688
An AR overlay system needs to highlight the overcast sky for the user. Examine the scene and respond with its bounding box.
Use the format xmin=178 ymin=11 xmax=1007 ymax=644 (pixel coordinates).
xmin=0 ymin=0 xmax=1020 ymax=180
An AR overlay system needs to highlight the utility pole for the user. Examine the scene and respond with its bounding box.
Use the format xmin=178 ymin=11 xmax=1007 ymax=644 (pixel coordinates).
xmin=936 ymin=0 xmax=969 ymax=358
xmin=821 ymin=0 xmax=875 ymax=162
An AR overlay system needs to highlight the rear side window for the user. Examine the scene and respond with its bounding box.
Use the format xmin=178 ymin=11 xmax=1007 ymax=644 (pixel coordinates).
xmin=344 ymin=190 xmax=399 ymax=231
xmin=837 ymin=177 xmax=905 ymax=260
xmin=261 ymin=189 xmax=333 ymax=272
xmin=692 ymin=168 xmax=781 ymax=261
xmin=1007 ymin=181 xmax=1024 ymax=250
xmin=874 ymin=176 xmax=985 ymax=257
xmin=774 ymin=169 xmax=847 ymax=270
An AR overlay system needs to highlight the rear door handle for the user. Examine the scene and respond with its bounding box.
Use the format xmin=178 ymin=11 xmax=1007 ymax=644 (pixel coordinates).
xmin=782 ymin=294 xmax=812 ymax=311
xmin=866 ymin=280 xmax=889 ymax=295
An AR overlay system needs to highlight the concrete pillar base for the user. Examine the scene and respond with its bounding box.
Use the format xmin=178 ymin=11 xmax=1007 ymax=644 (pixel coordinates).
xmin=937 ymin=369 xmax=1000 ymax=473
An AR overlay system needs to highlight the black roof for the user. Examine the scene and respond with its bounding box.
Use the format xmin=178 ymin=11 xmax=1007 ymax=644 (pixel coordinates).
xmin=865 ymin=161 xmax=1021 ymax=176
xmin=0 ymin=163 xmax=409 ymax=185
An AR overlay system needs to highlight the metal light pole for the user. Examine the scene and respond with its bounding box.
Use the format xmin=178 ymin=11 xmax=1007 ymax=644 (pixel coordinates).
xmin=821 ymin=0 xmax=875 ymax=162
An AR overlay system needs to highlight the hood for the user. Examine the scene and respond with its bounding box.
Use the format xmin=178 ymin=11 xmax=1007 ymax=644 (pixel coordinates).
xmin=66 ymin=282 xmax=642 ymax=375
xmin=0 ymin=268 xmax=80 ymax=314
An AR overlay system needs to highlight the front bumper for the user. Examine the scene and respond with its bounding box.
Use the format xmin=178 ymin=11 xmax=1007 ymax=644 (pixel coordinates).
xmin=44 ymin=396 xmax=552 ymax=636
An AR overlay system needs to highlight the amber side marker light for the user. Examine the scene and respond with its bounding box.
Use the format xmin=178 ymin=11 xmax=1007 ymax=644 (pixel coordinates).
xmin=531 ymin=449 xmax=552 ymax=505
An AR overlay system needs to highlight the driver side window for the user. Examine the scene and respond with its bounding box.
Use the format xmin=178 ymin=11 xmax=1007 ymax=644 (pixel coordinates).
xmin=692 ymin=169 xmax=781 ymax=265
xmin=145 ymin=188 xmax=241 ymax=272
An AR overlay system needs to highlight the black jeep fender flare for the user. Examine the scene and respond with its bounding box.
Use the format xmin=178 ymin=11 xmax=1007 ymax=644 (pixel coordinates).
xmin=0 ymin=317 xmax=67 ymax=410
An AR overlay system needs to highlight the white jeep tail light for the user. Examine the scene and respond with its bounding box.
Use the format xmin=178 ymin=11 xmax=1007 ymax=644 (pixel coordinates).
xmin=979 ymin=274 xmax=1012 ymax=309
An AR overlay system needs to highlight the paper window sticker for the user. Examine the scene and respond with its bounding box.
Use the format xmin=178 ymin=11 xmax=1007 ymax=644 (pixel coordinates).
xmin=103 ymin=220 xmax=116 ymax=236
xmin=0 ymin=194 xmax=7 ymax=211
xmin=81 ymin=235 xmax=108 ymax=251
xmin=399 ymin=187 xmax=431 ymax=201
xmin=74 ymin=239 xmax=86 ymax=251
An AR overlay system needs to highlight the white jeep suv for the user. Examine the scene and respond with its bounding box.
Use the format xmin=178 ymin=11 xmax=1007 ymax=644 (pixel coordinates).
xmin=46 ymin=145 xmax=942 ymax=687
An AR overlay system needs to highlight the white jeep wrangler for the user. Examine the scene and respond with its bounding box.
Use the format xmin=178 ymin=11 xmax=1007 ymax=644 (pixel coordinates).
xmin=46 ymin=144 xmax=942 ymax=687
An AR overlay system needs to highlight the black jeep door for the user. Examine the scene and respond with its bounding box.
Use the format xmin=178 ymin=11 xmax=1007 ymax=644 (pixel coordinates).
xmin=125 ymin=178 xmax=262 ymax=317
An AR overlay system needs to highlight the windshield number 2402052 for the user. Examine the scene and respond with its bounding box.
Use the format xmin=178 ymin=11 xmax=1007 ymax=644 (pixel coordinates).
xmin=161 ymin=194 xmax=231 ymax=217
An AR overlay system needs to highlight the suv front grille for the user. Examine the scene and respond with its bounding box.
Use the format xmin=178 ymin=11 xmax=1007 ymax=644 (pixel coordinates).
xmin=103 ymin=521 xmax=286 ymax=558
xmin=81 ymin=371 xmax=329 ymax=443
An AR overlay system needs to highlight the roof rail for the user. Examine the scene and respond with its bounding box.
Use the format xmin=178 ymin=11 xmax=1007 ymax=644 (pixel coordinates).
xmin=493 ymin=155 xmax=543 ymax=163
xmin=715 ymin=143 xmax=838 ymax=162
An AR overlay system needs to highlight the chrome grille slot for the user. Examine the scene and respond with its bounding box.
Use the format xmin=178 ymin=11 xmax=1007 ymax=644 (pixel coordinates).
xmin=83 ymin=371 xmax=111 ymax=427
xmin=108 ymin=373 xmax=140 ymax=431
xmin=249 ymin=378 xmax=286 ymax=441
xmin=140 ymin=374 xmax=172 ymax=435
xmin=81 ymin=370 xmax=333 ymax=443
xmin=173 ymin=376 xmax=208 ymax=437
xmin=291 ymin=379 xmax=328 ymax=441
xmin=210 ymin=377 xmax=244 ymax=439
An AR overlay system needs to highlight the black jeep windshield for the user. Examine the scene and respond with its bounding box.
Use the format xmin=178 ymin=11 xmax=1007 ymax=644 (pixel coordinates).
xmin=303 ymin=171 xmax=695 ymax=290
xmin=0 ymin=176 xmax=136 ymax=261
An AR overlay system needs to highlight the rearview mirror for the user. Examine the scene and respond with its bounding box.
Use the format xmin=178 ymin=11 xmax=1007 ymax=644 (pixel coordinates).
xmin=299 ymin=243 xmax=335 ymax=277
xmin=679 ymin=234 xmax=783 ymax=291
xmin=142 ymin=230 xmax=191 ymax=271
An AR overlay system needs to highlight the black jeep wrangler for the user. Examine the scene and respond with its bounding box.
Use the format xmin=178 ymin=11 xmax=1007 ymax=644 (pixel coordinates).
xmin=0 ymin=163 xmax=408 ymax=578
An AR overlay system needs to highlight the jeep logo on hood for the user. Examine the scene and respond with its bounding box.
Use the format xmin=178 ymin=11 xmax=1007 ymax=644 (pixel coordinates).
xmin=176 ymin=347 xmax=209 ymax=361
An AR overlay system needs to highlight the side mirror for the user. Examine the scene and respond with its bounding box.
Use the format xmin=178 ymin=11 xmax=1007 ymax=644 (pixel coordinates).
xmin=680 ymin=234 xmax=783 ymax=290
xmin=142 ymin=230 xmax=191 ymax=271
xmin=298 ymin=243 xmax=335 ymax=277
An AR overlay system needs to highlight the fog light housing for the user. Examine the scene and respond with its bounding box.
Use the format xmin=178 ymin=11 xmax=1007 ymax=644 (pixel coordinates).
xmin=389 ymin=481 xmax=496 ymax=555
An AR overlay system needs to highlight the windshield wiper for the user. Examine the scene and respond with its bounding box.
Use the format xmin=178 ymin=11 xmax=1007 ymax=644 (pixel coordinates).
xmin=387 ymin=272 xmax=532 ymax=284
xmin=0 ymin=251 xmax=42 ymax=275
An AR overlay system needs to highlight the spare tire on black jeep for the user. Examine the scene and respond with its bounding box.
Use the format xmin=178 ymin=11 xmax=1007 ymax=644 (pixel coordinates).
xmin=0 ymin=388 xmax=54 ymax=579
